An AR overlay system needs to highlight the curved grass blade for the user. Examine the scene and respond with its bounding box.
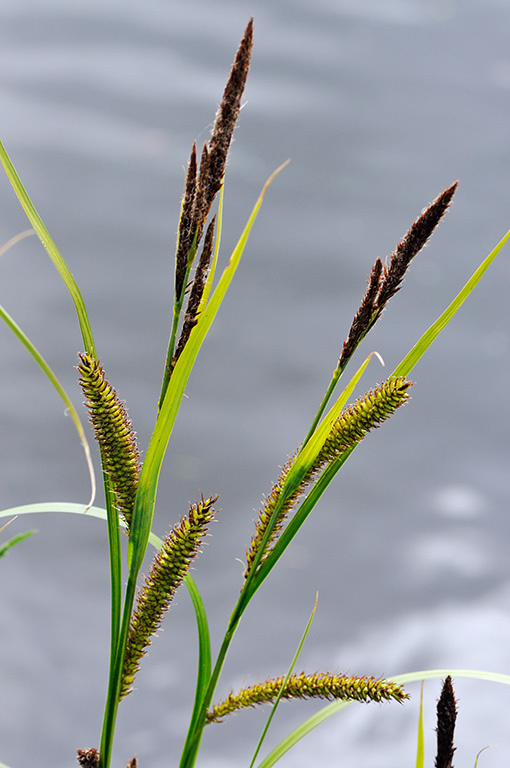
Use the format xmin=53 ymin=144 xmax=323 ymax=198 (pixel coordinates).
xmin=0 ymin=525 xmax=36 ymax=559
xmin=0 ymin=304 xmax=96 ymax=507
xmin=256 ymin=669 xmax=510 ymax=768
xmin=474 ymin=746 xmax=492 ymax=767
xmin=249 ymin=593 xmax=319 ymax=768
xmin=393 ymin=227 xmax=510 ymax=378
xmin=0 ymin=140 xmax=95 ymax=355
xmin=0 ymin=228 xmax=35 ymax=258
xmin=182 ymin=575 xmax=212 ymax=763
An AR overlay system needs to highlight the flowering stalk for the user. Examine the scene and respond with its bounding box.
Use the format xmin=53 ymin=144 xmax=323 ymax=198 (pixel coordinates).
xmin=160 ymin=19 xmax=253 ymax=406
xmin=245 ymin=376 xmax=412 ymax=576
xmin=206 ymin=672 xmax=408 ymax=723
xmin=78 ymin=353 xmax=140 ymax=530
xmin=339 ymin=182 xmax=458 ymax=373
xmin=119 ymin=496 xmax=217 ymax=700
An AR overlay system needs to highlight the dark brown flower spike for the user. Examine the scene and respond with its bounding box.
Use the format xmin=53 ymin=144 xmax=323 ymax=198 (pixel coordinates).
xmin=207 ymin=672 xmax=408 ymax=723
xmin=120 ymin=496 xmax=217 ymax=700
xmin=205 ymin=17 xmax=253 ymax=208
xmin=189 ymin=142 xmax=211 ymax=250
xmin=339 ymin=258 xmax=383 ymax=369
xmin=175 ymin=142 xmax=198 ymax=302
xmin=338 ymin=182 xmax=458 ymax=374
xmin=173 ymin=216 xmax=216 ymax=368
xmin=76 ymin=748 xmax=99 ymax=767
xmin=435 ymin=675 xmax=458 ymax=768
xmin=376 ymin=181 xmax=458 ymax=310
xmin=162 ymin=21 xmax=254 ymax=406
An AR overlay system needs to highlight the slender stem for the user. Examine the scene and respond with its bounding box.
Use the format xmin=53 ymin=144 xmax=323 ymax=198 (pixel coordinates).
xmin=99 ymin=569 xmax=139 ymax=768
xmin=103 ymin=477 xmax=122 ymax=685
xmin=178 ymin=607 xmax=243 ymax=768
xmin=302 ymin=360 xmax=345 ymax=445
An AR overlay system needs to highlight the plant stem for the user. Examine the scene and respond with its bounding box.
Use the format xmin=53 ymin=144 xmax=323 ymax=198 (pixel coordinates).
xmin=98 ymin=572 xmax=138 ymax=768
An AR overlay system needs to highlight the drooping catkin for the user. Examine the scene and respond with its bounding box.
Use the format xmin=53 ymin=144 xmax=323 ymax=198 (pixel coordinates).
xmin=119 ymin=496 xmax=217 ymax=700
xmin=244 ymin=377 xmax=412 ymax=577
xmin=206 ymin=672 xmax=408 ymax=723
xmin=78 ymin=353 xmax=140 ymax=530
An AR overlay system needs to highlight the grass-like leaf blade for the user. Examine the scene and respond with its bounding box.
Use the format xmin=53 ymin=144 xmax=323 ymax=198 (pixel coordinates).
xmin=0 ymin=140 xmax=96 ymax=356
xmin=0 ymin=304 xmax=96 ymax=506
xmin=393 ymin=227 xmax=510 ymax=378
xmin=415 ymin=682 xmax=425 ymax=768
xmin=249 ymin=593 xmax=319 ymax=768
xmin=0 ymin=529 xmax=36 ymax=559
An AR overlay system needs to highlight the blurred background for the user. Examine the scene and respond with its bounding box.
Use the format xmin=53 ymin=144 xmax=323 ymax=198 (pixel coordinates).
xmin=1 ymin=1 xmax=510 ymax=766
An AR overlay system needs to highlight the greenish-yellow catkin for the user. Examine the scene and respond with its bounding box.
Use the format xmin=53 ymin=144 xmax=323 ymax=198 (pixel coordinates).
xmin=317 ymin=376 xmax=412 ymax=464
xmin=77 ymin=353 xmax=140 ymax=529
xmin=244 ymin=377 xmax=412 ymax=577
xmin=119 ymin=496 xmax=217 ymax=701
xmin=244 ymin=452 xmax=301 ymax=578
xmin=207 ymin=672 xmax=408 ymax=723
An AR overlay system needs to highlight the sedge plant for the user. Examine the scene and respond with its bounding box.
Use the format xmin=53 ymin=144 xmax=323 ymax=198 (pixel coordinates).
xmin=1 ymin=18 xmax=510 ymax=768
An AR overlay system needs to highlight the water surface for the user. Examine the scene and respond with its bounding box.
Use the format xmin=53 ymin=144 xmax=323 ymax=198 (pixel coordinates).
xmin=1 ymin=1 xmax=510 ymax=766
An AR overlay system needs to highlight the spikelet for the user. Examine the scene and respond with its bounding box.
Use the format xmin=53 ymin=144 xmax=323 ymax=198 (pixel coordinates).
xmin=206 ymin=671 xmax=408 ymax=723
xmin=172 ymin=216 xmax=216 ymax=369
xmin=175 ymin=142 xmax=198 ymax=302
xmin=338 ymin=182 xmax=458 ymax=373
xmin=245 ymin=377 xmax=412 ymax=577
xmin=317 ymin=377 xmax=412 ymax=464
xmin=77 ymin=353 xmax=140 ymax=530
xmin=244 ymin=452 xmax=306 ymax=578
xmin=119 ymin=496 xmax=217 ymax=700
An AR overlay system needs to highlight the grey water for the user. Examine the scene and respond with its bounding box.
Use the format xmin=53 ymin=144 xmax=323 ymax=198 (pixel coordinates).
xmin=1 ymin=1 xmax=510 ymax=766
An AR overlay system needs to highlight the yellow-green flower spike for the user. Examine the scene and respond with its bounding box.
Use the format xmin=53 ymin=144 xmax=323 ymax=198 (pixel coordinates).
xmin=77 ymin=353 xmax=140 ymax=529
xmin=119 ymin=496 xmax=217 ymax=701
xmin=244 ymin=453 xmax=303 ymax=578
xmin=318 ymin=376 xmax=413 ymax=464
xmin=206 ymin=671 xmax=408 ymax=723
xmin=244 ymin=377 xmax=412 ymax=578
